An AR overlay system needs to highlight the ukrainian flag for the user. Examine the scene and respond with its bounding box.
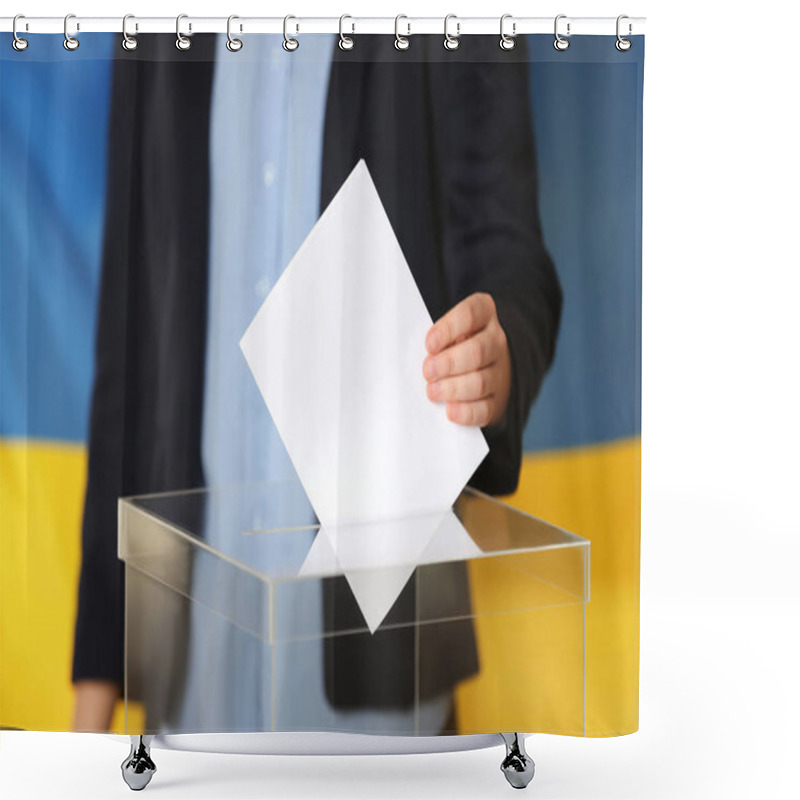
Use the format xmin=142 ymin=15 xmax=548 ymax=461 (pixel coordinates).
xmin=1 ymin=34 xmax=121 ymax=730
xmin=457 ymin=44 xmax=643 ymax=736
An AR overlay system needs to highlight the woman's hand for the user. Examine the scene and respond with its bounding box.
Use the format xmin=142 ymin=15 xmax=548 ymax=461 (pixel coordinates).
xmin=423 ymin=292 xmax=511 ymax=427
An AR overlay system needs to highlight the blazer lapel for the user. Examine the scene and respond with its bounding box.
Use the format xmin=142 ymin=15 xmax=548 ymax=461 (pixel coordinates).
xmin=320 ymin=35 xmax=374 ymax=210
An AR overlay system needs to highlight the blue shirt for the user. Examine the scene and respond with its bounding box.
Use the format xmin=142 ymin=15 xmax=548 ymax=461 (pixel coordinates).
xmin=177 ymin=34 xmax=452 ymax=735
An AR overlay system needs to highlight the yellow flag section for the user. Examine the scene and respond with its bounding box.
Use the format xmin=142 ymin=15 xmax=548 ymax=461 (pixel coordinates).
xmin=455 ymin=436 xmax=641 ymax=737
xmin=0 ymin=440 xmax=142 ymax=732
xmin=1 ymin=436 xmax=638 ymax=736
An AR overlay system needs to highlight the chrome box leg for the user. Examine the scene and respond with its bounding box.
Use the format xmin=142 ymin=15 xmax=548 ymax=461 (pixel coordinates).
xmin=499 ymin=733 xmax=535 ymax=789
xmin=121 ymin=735 xmax=156 ymax=791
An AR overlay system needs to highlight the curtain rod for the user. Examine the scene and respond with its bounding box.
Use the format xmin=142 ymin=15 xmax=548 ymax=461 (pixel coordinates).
xmin=0 ymin=16 xmax=646 ymax=36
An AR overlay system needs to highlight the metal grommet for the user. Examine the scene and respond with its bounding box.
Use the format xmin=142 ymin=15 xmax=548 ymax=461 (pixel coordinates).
xmin=554 ymin=14 xmax=570 ymax=51
xmin=63 ymin=13 xmax=79 ymax=51
xmin=283 ymin=15 xmax=299 ymax=51
xmin=499 ymin=14 xmax=516 ymax=50
xmin=338 ymin=14 xmax=354 ymax=51
xmin=394 ymin=15 xmax=410 ymax=51
xmin=12 ymin=14 xmax=28 ymax=51
xmin=443 ymin=14 xmax=460 ymax=51
xmin=226 ymin=15 xmax=243 ymax=52
xmin=121 ymin=14 xmax=138 ymax=51
xmin=176 ymin=13 xmax=191 ymax=51
xmin=615 ymin=14 xmax=632 ymax=51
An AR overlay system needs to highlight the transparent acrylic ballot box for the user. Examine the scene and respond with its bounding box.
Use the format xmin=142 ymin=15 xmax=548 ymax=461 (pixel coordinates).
xmin=119 ymin=480 xmax=590 ymax=740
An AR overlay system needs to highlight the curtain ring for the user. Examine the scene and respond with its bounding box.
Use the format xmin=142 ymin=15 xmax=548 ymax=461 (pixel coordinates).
xmin=616 ymin=14 xmax=632 ymax=51
xmin=338 ymin=14 xmax=354 ymax=51
xmin=554 ymin=14 xmax=570 ymax=51
xmin=394 ymin=15 xmax=410 ymax=51
xmin=12 ymin=15 xmax=28 ymax=51
xmin=176 ymin=14 xmax=191 ymax=51
xmin=121 ymin=14 xmax=138 ymax=51
xmin=226 ymin=15 xmax=243 ymax=51
xmin=283 ymin=15 xmax=299 ymax=51
xmin=443 ymin=14 xmax=460 ymax=51
xmin=63 ymin=13 xmax=79 ymax=51
xmin=499 ymin=14 xmax=516 ymax=50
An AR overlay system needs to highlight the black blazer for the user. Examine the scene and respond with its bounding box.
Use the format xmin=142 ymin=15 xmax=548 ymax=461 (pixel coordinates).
xmin=72 ymin=34 xmax=562 ymax=712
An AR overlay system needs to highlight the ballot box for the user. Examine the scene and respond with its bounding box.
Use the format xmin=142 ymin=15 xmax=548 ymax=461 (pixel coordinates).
xmin=116 ymin=478 xmax=589 ymax=790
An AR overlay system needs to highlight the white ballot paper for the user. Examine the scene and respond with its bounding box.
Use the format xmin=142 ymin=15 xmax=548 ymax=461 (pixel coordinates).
xmin=297 ymin=511 xmax=483 ymax=633
xmin=240 ymin=159 xmax=489 ymax=631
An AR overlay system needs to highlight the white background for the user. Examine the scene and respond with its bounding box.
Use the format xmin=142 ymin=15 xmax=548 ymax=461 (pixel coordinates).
xmin=2 ymin=1 xmax=799 ymax=798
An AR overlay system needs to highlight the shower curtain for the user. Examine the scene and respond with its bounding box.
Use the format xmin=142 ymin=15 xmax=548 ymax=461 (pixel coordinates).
xmin=0 ymin=25 xmax=643 ymax=737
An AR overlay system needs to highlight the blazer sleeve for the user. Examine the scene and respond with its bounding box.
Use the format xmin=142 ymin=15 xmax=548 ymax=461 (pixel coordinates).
xmin=71 ymin=55 xmax=139 ymax=687
xmin=426 ymin=36 xmax=563 ymax=495
xmin=71 ymin=35 xmax=216 ymax=688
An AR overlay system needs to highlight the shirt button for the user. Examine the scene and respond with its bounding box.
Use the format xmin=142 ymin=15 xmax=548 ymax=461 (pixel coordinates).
xmin=262 ymin=162 xmax=276 ymax=187
xmin=255 ymin=277 xmax=271 ymax=298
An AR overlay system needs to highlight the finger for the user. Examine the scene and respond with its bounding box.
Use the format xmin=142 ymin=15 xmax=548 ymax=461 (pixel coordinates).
xmin=446 ymin=399 xmax=494 ymax=427
xmin=425 ymin=293 xmax=495 ymax=354
xmin=426 ymin=366 xmax=496 ymax=403
xmin=423 ymin=328 xmax=495 ymax=381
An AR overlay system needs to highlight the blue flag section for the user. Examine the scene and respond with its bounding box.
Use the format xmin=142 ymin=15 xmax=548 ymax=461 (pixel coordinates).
xmin=1 ymin=34 xmax=114 ymax=442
